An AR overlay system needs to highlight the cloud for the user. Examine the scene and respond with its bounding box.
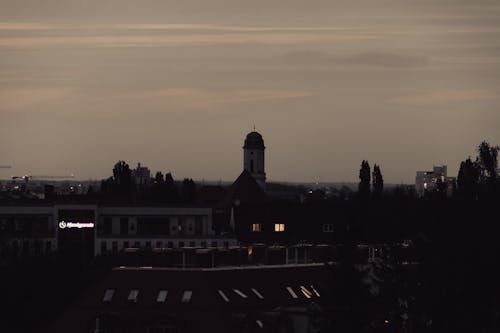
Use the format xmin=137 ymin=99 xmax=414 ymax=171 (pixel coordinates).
xmin=0 ymin=87 xmax=76 ymax=111
xmin=0 ymin=22 xmax=382 ymax=49
xmin=109 ymin=88 xmax=319 ymax=110
xmin=388 ymin=89 xmax=499 ymax=105
xmin=284 ymin=50 xmax=430 ymax=68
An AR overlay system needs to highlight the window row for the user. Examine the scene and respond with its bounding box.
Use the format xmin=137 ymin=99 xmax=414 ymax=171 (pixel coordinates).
xmin=251 ymin=223 xmax=285 ymax=233
xmin=100 ymin=239 xmax=230 ymax=252
xmin=102 ymin=285 xmax=320 ymax=304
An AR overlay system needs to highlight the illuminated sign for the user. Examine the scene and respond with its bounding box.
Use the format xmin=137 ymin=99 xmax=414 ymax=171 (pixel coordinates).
xmin=59 ymin=221 xmax=95 ymax=229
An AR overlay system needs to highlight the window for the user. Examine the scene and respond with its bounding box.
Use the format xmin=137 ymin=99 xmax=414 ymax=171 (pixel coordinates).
xmin=103 ymin=289 xmax=115 ymax=302
xmin=233 ymin=289 xmax=247 ymax=298
xmin=156 ymin=241 xmax=163 ymax=248
xmin=103 ymin=217 xmax=112 ymax=234
xmin=178 ymin=241 xmax=184 ymax=248
xmin=181 ymin=290 xmax=192 ymax=303
xmin=120 ymin=217 xmax=128 ymax=235
xmin=310 ymin=285 xmax=321 ymax=297
xmin=322 ymin=224 xmax=334 ymax=233
xmin=211 ymin=241 xmax=218 ymax=248
xmin=217 ymin=290 xmax=229 ymax=303
xmin=201 ymin=241 xmax=207 ymax=248
xmin=128 ymin=289 xmax=139 ymax=302
xmin=300 ymin=286 xmax=312 ymax=299
xmin=101 ymin=241 xmax=107 ymax=253
xmin=145 ymin=241 xmax=152 ymax=248
xmin=274 ymin=224 xmax=285 ymax=232
xmin=134 ymin=241 xmax=140 ymax=248
xmin=123 ymin=241 xmax=130 ymax=249
xmin=167 ymin=241 xmax=174 ymax=248
xmin=112 ymin=241 xmax=118 ymax=252
xmin=251 ymin=223 xmax=262 ymax=232
xmin=45 ymin=240 xmax=52 ymax=253
xmin=189 ymin=241 xmax=195 ymax=247
xmin=157 ymin=290 xmax=168 ymax=303
xmin=251 ymin=288 xmax=264 ymax=299
xmin=286 ymin=286 xmax=298 ymax=299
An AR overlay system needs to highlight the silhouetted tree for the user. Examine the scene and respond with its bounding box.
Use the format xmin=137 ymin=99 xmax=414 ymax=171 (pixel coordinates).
xmin=112 ymin=161 xmax=133 ymax=196
xmin=154 ymin=171 xmax=164 ymax=185
xmin=358 ymin=160 xmax=371 ymax=199
xmin=477 ymin=141 xmax=499 ymax=183
xmin=457 ymin=157 xmax=480 ymax=200
xmin=372 ymin=164 xmax=384 ymax=197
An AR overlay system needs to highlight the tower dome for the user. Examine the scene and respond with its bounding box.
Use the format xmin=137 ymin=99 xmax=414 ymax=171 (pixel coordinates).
xmin=243 ymin=131 xmax=266 ymax=190
xmin=243 ymin=131 xmax=265 ymax=150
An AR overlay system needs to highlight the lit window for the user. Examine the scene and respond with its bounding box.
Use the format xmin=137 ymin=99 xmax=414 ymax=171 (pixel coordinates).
xmin=102 ymin=289 xmax=115 ymax=302
xmin=274 ymin=224 xmax=285 ymax=232
xmin=252 ymin=223 xmax=262 ymax=232
xmin=128 ymin=289 xmax=139 ymax=302
xmin=217 ymin=290 xmax=229 ymax=303
xmin=181 ymin=290 xmax=192 ymax=303
xmin=157 ymin=290 xmax=168 ymax=303
xmin=233 ymin=289 xmax=247 ymax=298
xmin=300 ymin=286 xmax=312 ymax=299
xmin=251 ymin=288 xmax=264 ymax=299
xmin=322 ymin=224 xmax=334 ymax=233
xmin=310 ymin=285 xmax=321 ymax=297
xmin=286 ymin=286 xmax=298 ymax=299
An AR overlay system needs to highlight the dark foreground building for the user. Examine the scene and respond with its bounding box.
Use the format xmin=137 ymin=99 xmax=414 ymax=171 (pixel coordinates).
xmin=46 ymin=264 xmax=331 ymax=333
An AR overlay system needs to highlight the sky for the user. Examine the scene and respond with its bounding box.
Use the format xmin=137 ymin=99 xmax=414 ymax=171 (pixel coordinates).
xmin=1 ymin=0 xmax=499 ymax=183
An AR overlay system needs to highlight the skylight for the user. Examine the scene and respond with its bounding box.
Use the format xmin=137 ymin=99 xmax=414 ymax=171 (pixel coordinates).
xmin=157 ymin=290 xmax=168 ymax=303
xmin=217 ymin=290 xmax=230 ymax=303
xmin=181 ymin=290 xmax=193 ymax=303
xmin=251 ymin=288 xmax=264 ymax=300
xmin=310 ymin=285 xmax=321 ymax=297
xmin=286 ymin=286 xmax=298 ymax=299
xmin=300 ymin=286 xmax=312 ymax=299
xmin=102 ymin=289 xmax=115 ymax=302
xmin=233 ymin=289 xmax=248 ymax=298
xmin=128 ymin=289 xmax=139 ymax=302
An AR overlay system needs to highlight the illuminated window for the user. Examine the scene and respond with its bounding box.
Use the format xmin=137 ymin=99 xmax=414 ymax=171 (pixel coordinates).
xmin=102 ymin=289 xmax=115 ymax=302
xmin=322 ymin=224 xmax=334 ymax=233
xmin=181 ymin=290 xmax=193 ymax=303
xmin=310 ymin=285 xmax=321 ymax=297
xmin=274 ymin=223 xmax=285 ymax=232
xmin=300 ymin=286 xmax=312 ymax=299
xmin=128 ymin=289 xmax=139 ymax=302
xmin=157 ymin=290 xmax=168 ymax=303
xmin=252 ymin=223 xmax=262 ymax=232
xmin=217 ymin=290 xmax=229 ymax=303
xmin=286 ymin=286 xmax=298 ymax=299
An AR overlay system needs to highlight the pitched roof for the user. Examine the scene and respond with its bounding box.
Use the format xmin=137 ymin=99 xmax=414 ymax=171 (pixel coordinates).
xmin=219 ymin=170 xmax=267 ymax=207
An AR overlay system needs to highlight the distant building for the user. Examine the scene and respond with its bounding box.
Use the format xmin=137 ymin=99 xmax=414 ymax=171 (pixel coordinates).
xmin=132 ymin=162 xmax=151 ymax=187
xmin=415 ymin=165 xmax=455 ymax=197
xmin=243 ymin=131 xmax=266 ymax=190
xmin=0 ymin=204 xmax=237 ymax=260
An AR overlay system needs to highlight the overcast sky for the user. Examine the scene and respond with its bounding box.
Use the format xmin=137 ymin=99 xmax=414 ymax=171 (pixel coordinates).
xmin=1 ymin=0 xmax=499 ymax=183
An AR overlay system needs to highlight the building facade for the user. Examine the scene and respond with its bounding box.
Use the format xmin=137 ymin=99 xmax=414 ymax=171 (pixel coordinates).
xmin=0 ymin=204 xmax=237 ymax=259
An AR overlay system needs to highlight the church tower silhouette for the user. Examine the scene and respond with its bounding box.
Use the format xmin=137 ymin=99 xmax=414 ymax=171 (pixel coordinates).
xmin=243 ymin=130 xmax=266 ymax=190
